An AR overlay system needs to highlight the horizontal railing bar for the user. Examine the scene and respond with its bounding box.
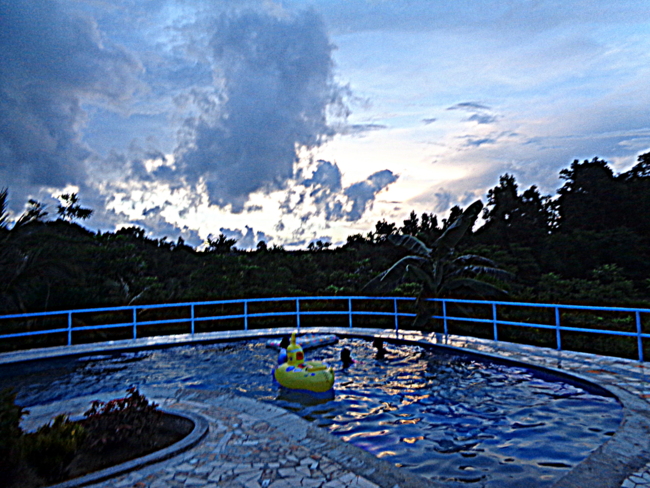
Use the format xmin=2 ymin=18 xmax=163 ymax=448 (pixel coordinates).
xmin=557 ymin=327 xmax=649 ymax=338
xmin=428 ymin=297 xmax=650 ymax=314
xmin=431 ymin=315 xmax=495 ymax=326
xmin=0 ymin=296 xmax=420 ymax=321
xmin=1 ymin=296 xmax=647 ymax=323
xmin=73 ymin=322 xmax=136 ymax=332
xmin=0 ymin=328 xmax=70 ymax=339
xmin=194 ymin=314 xmax=247 ymax=322
xmin=0 ymin=309 xmax=419 ymax=341
xmin=433 ymin=314 xmax=650 ymax=338
xmin=297 ymin=311 xmax=416 ymax=317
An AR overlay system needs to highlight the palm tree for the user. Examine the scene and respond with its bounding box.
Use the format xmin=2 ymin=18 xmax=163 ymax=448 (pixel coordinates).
xmin=365 ymin=200 xmax=512 ymax=328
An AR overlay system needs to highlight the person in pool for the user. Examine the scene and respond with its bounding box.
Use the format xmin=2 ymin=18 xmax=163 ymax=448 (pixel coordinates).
xmin=341 ymin=347 xmax=355 ymax=368
xmin=277 ymin=336 xmax=290 ymax=365
xmin=373 ymin=337 xmax=386 ymax=359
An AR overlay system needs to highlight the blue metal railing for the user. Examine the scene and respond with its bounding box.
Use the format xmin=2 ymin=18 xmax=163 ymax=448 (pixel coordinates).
xmin=0 ymin=296 xmax=648 ymax=361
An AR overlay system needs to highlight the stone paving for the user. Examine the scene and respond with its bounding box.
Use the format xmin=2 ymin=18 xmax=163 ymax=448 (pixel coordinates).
xmin=25 ymin=387 xmax=431 ymax=488
xmin=85 ymin=390 xmax=387 ymax=488
xmin=9 ymin=328 xmax=650 ymax=488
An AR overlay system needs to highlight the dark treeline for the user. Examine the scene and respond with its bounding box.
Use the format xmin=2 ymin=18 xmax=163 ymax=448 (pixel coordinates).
xmin=1 ymin=152 xmax=650 ymax=316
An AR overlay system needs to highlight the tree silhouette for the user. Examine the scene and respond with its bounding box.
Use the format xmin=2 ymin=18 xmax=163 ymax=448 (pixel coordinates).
xmin=479 ymin=174 xmax=554 ymax=246
xmin=56 ymin=193 xmax=93 ymax=222
xmin=556 ymin=158 xmax=619 ymax=231
xmin=205 ymin=234 xmax=238 ymax=254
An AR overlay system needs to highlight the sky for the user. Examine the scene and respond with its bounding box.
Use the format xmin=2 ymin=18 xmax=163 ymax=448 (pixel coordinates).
xmin=2 ymin=0 xmax=650 ymax=249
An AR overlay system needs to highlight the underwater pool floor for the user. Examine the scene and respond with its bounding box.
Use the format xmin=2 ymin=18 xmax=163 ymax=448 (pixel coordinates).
xmin=3 ymin=328 xmax=650 ymax=488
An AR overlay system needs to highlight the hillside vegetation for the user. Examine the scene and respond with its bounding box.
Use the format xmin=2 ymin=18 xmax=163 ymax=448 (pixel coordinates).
xmin=1 ymin=153 xmax=650 ymax=316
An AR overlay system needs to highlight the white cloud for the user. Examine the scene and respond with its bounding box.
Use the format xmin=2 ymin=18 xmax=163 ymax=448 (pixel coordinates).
xmin=4 ymin=0 xmax=650 ymax=248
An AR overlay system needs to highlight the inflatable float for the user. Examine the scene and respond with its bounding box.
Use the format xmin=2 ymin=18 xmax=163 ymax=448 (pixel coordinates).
xmin=274 ymin=332 xmax=335 ymax=394
xmin=267 ymin=334 xmax=338 ymax=351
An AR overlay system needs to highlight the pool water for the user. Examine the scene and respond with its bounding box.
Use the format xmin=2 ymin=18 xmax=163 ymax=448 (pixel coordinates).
xmin=0 ymin=337 xmax=622 ymax=487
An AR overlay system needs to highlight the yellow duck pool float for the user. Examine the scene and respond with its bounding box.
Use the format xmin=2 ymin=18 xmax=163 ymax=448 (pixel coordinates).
xmin=274 ymin=332 xmax=335 ymax=394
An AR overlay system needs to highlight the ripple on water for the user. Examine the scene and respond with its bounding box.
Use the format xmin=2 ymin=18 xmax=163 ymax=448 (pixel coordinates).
xmin=0 ymin=337 xmax=622 ymax=488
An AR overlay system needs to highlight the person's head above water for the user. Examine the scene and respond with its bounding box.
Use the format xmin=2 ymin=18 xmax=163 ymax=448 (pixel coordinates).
xmin=279 ymin=336 xmax=290 ymax=349
xmin=341 ymin=347 xmax=354 ymax=365
xmin=373 ymin=338 xmax=386 ymax=359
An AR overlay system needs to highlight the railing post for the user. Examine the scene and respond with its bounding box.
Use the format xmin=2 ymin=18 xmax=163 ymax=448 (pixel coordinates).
xmin=555 ymin=307 xmax=561 ymax=351
xmin=492 ymin=303 xmax=498 ymax=341
xmin=348 ymin=298 xmax=353 ymax=328
xmin=394 ymin=298 xmax=399 ymax=333
xmin=636 ymin=311 xmax=644 ymax=362
xmin=443 ymin=300 xmax=448 ymax=337
xmin=133 ymin=308 xmax=137 ymax=340
xmin=244 ymin=301 xmax=248 ymax=331
xmin=68 ymin=312 xmax=72 ymax=346
xmin=296 ymin=298 xmax=301 ymax=331
xmin=191 ymin=304 xmax=195 ymax=335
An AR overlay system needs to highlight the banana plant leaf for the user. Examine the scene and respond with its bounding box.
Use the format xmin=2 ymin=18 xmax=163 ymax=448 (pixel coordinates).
xmin=445 ymin=264 xmax=514 ymax=282
xmin=362 ymin=255 xmax=429 ymax=292
xmin=387 ymin=234 xmax=432 ymax=257
xmin=405 ymin=263 xmax=436 ymax=293
xmin=453 ymin=254 xmax=500 ymax=267
xmin=465 ymin=266 xmax=515 ymax=282
xmin=432 ymin=200 xmax=483 ymax=252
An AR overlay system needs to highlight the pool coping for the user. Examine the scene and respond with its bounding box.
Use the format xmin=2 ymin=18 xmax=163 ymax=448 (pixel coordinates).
xmin=2 ymin=327 xmax=649 ymax=487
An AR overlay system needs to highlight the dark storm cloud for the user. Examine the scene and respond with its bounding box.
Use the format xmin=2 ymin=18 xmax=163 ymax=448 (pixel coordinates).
xmin=0 ymin=0 xmax=142 ymax=205
xmin=447 ymin=102 xmax=491 ymax=111
xmin=468 ymin=113 xmax=497 ymax=125
xmin=281 ymin=160 xmax=398 ymax=222
xmin=174 ymin=9 xmax=346 ymax=212
xmin=343 ymin=169 xmax=398 ymax=221
xmin=219 ymin=226 xmax=271 ymax=249
xmin=302 ymin=160 xmax=343 ymax=201
xmin=337 ymin=123 xmax=387 ymax=135
xmin=304 ymin=160 xmax=345 ymax=221
xmin=448 ymin=102 xmax=497 ymax=125
xmin=465 ymin=137 xmax=496 ymax=147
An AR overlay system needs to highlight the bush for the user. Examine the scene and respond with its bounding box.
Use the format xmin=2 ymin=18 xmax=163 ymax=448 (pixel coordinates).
xmin=83 ymin=387 xmax=162 ymax=450
xmin=22 ymin=414 xmax=86 ymax=482
xmin=0 ymin=388 xmax=28 ymax=475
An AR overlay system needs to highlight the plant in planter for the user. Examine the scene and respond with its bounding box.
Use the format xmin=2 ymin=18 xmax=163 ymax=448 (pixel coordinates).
xmin=0 ymin=387 xmax=190 ymax=488
xmin=0 ymin=388 xmax=28 ymax=477
xmin=22 ymin=414 xmax=86 ymax=482
xmin=82 ymin=387 xmax=163 ymax=451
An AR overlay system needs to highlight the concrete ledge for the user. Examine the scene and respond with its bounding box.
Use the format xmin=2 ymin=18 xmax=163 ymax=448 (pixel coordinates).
xmin=47 ymin=409 xmax=209 ymax=488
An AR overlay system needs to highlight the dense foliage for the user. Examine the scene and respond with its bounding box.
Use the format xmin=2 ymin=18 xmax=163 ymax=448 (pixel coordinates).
xmin=0 ymin=388 xmax=171 ymax=485
xmin=83 ymin=387 xmax=162 ymax=450
xmin=1 ymin=152 xmax=650 ymax=317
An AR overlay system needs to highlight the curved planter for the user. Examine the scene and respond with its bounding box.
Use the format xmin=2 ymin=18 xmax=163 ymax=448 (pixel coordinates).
xmin=47 ymin=409 xmax=209 ymax=488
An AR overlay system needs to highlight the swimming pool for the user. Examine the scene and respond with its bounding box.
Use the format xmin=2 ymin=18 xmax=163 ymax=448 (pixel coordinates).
xmin=0 ymin=337 xmax=622 ymax=487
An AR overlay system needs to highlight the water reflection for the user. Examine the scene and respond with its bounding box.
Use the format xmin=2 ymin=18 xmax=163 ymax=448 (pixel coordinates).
xmin=0 ymin=337 xmax=622 ymax=488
